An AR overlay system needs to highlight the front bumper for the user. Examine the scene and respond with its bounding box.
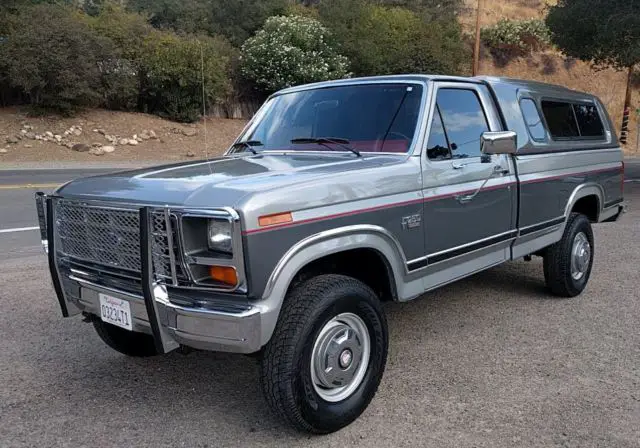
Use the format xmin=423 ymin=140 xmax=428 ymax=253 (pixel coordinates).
xmin=36 ymin=193 xmax=263 ymax=354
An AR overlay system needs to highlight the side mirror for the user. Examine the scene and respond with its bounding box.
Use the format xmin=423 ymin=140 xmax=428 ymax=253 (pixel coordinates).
xmin=480 ymin=131 xmax=517 ymax=155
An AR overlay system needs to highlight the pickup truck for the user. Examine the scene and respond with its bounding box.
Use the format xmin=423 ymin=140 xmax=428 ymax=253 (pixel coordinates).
xmin=35 ymin=75 xmax=626 ymax=434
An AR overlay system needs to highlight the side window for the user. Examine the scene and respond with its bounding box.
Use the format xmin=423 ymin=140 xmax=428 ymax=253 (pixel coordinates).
xmin=520 ymin=98 xmax=546 ymax=141
xmin=541 ymin=100 xmax=579 ymax=138
xmin=426 ymin=106 xmax=451 ymax=160
xmin=436 ymin=89 xmax=490 ymax=159
xmin=573 ymin=103 xmax=604 ymax=137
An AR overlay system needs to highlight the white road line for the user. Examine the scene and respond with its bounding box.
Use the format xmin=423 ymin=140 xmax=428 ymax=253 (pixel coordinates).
xmin=0 ymin=226 xmax=39 ymax=234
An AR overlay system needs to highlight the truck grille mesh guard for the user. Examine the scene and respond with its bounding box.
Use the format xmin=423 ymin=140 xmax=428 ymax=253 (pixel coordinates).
xmin=54 ymin=200 xmax=185 ymax=284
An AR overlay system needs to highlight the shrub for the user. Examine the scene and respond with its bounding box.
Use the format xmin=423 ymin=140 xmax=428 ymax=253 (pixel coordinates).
xmin=86 ymin=4 xmax=155 ymax=110
xmin=319 ymin=1 xmax=468 ymax=76
xmin=141 ymin=31 xmax=235 ymax=122
xmin=240 ymin=15 xmax=350 ymax=92
xmin=481 ymin=18 xmax=551 ymax=60
xmin=0 ymin=4 xmax=114 ymax=114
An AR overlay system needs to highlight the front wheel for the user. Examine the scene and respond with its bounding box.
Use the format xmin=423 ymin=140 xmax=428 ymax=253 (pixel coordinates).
xmin=543 ymin=213 xmax=594 ymax=297
xmin=260 ymin=274 xmax=388 ymax=434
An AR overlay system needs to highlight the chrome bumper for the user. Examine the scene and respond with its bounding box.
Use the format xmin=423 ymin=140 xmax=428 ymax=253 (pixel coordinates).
xmin=72 ymin=278 xmax=262 ymax=353
xmin=36 ymin=193 xmax=263 ymax=354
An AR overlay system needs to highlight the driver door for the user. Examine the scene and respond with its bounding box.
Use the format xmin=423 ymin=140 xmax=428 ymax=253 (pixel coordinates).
xmin=414 ymin=82 xmax=516 ymax=282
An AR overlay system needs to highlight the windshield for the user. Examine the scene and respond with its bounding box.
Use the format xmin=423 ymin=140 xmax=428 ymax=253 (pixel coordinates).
xmin=237 ymin=83 xmax=423 ymax=154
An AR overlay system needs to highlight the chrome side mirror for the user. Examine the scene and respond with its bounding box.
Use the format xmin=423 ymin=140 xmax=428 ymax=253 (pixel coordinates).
xmin=480 ymin=131 xmax=517 ymax=155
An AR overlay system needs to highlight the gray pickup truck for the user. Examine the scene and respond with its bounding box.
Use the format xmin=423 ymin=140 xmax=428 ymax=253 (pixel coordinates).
xmin=36 ymin=75 xmax=625 ymax=433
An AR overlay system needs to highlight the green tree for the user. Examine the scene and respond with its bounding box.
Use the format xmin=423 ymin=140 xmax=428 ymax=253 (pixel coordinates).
xmin=546 ymin=0 xmax=639 ymax=70
xmin=141 ymin=31 xmax=235 ymax=121
xmin=127 ymin=0 xmax=289 ymax=46
xmin=0 ymin=4 xmax=114 ymax=113
xmin=319 ymin=0 xmax=467 ymax=76
xmin=240 ymin=15 xmax=350 ymax=92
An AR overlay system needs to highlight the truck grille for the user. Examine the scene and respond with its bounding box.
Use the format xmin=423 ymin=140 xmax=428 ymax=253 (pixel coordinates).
xmin=55 ymin=200 xmax=186 ymax=283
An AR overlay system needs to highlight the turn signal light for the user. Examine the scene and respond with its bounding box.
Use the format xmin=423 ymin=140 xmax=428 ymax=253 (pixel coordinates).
xmin=258 ymin=212 xmax=292 ymax=227
xmin=209 ymin=266 xmax=238 ymax=286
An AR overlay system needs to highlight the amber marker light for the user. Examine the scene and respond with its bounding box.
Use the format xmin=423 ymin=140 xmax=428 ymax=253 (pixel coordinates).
xmin=209 ymin=266 xmax=238 ymax=286
xmin=258 ymin=212 xmax=293 ymax=228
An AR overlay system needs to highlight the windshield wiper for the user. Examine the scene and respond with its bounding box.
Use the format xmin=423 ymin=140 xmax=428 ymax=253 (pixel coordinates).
xmin=231 ymin=140 xmax=263 ymax=155
xmin=290 ymin=137 xmax=361 ymax=157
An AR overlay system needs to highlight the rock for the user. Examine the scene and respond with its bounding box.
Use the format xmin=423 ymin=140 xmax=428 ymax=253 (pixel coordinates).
xmin=35 ymin=134 xmax=43 ymax=140
xmin=159 ymin=138 xmax=165 ymax=144
xmin=65 ymin=142 xmax=74 ymax=149
xmin=149 ymin=130 xmax=158 ymax=139
xmin=54 ymin=134 xmax=62 ymax=141
xmin=186 ymin=151 xmax=195 ymax=157
xmin=102 ymin=145 xmax=115 ymax=153
xmin=20 ymin=129 xmax=27 ymax=135
xmin=92 ymin=142 xmax=102 ymax=147
xmin=133 ymin=134 xmax=138 ymax=140
xmin=24 ymin=144 xmax=33 ymax=148
xmin=71 ymin=143 xmax=90 ymax=152
xmin=118 ymin=138 xmax=129 ymax=146
xmin=182 ymin=128 xmax=197 ymax=137
xmin=98 ymin=129 xmax=106 ymax=135
xmin=45 ymin=131 xmax=54 ymax=138
xmin=140 ymin=130 xmax=151 ymax=140
xmin=128 ymin=139 xmax=138 ymax=146
xmin=93 ymin=129 xmax=98 ymax=133
xmin=25 ymin=132 xmax=36 ymax=140
xmin=73 ymin=129 xmax=82 ymax=136
xmin=6 ymin=136 xmax=19 ymax=144
xmin=89 ymin=147 xmax=105 ymax=156
xmin=0 ymin=148 xmax=8 ymax=154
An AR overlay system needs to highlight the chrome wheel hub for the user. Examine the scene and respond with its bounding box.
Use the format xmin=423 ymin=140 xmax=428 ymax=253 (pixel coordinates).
xmin=310 ymin=313 xmax=370 ymax=402
xmin=571 ymin=232 xmax=591 ymax=281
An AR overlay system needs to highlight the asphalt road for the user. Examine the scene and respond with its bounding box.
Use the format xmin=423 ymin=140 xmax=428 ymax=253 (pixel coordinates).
xmin=0 ymin=162 xmax=639 ymax=447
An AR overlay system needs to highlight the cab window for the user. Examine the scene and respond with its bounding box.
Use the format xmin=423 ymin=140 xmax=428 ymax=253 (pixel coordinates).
xmin=433 ymin=89 xmax=490 ymax=159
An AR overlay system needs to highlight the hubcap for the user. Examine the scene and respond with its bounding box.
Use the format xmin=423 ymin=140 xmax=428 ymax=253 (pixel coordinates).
xmin=571 ymin=232 xmax=591 ymax=280
xmin=310 ymin=313 xmax=371 ymax=402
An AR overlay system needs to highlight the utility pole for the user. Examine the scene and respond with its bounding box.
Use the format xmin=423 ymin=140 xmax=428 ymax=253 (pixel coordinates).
xmin=620 ymin=66 xmax=633 ymax=145
xmin=472 ymin=0 xmax=483 ymax=76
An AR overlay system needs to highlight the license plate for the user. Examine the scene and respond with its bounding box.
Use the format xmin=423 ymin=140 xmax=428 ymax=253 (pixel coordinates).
xmin=99 ymin=293 xmax=132 ymax=331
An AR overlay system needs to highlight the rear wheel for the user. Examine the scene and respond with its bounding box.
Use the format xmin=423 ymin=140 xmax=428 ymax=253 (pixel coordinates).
xmin=543 ymin=213 xmax=594 ymax=297
xmin=260 ymin=274 xmax=388 ymax=434
xmin=92 ymin=318 xmax=158 ymax=357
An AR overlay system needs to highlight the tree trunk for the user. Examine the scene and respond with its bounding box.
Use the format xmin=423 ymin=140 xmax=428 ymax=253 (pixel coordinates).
xmin=472 ymin=0 xmax=482 ymax=76
xmin=620 ymin=66 xmax=633 ymax=145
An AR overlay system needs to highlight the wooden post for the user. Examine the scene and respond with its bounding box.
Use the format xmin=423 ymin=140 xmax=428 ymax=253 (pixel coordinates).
xmin=620 ymin=66 xmax=632 ymax=144
xmin=472 ymin=0 xmax=482 ymax=76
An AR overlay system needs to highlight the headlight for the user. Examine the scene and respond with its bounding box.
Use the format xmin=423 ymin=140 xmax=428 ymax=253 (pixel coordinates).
xmin=207 ymin=219 xmax=233 ymax=254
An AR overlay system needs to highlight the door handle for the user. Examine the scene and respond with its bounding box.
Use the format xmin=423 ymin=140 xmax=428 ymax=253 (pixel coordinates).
xmin=494 ymin=165 xmax=509 ymax=175
xmin=452 ymin=162 xmax=465 ymax=170
xmin=455 ymin=194 xmax=474 ymax=204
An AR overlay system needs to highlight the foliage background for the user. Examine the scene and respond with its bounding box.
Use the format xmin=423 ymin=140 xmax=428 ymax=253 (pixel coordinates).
xmin=0 ymin=0 xmax=468 ymax=121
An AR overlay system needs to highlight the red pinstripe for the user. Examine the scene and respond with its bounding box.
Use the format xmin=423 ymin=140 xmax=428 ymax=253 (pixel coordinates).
xmin=243 ymin=165 xmax=622 ymax=235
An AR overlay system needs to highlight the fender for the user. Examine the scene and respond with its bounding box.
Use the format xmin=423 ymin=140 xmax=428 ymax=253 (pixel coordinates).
xmin=251 ymin=225 xmax=413 ymax=346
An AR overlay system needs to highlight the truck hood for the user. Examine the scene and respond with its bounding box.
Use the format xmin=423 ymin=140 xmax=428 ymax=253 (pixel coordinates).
xmin=56 ymin=153 xmax=408 ymax=208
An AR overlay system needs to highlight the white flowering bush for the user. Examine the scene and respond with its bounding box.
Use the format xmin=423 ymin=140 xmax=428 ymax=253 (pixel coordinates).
xmin=240 ymin=15 xmax=350 ymax=92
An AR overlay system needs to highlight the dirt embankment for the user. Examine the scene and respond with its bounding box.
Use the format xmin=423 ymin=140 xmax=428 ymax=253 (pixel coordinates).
xmin=0 ymin=108 xmax=248 ymax=164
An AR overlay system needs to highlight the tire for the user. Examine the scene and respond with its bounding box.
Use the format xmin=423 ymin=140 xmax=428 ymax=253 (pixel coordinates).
xmin=92 ymin=318 xmax=158 ymax=357
xmin=543 ymin=213 xmax=594 ymax=297
xmin=260 ymin=274 xmax=388 ymax=434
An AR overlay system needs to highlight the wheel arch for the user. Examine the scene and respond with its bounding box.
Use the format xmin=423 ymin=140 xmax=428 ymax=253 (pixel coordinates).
xmin=564 ymin=183 xmax=604 ymax=223
xmin=255 ymin=225 xmax=406 ymax=346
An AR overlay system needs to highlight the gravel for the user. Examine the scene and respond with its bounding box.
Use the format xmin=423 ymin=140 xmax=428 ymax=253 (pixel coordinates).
xmin=1 ymin=185 xmax=638 ymax=448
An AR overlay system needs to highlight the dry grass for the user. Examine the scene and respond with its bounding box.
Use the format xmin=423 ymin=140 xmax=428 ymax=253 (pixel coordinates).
xmin=461 ymin=0 xmax=639 ymax=154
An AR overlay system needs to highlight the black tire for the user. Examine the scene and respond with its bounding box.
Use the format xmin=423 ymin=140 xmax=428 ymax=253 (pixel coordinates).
xmin=260 ymin=274 xmax=388 ymax=434
xmin=92 ymin=318 xmax=158 ymax=357
xmin=543 ymin=213 xmax=594 ymax=297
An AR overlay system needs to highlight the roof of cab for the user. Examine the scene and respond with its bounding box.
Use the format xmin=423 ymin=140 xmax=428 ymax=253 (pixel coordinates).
xmin=275 ymin=73 xmax=593 ymax=100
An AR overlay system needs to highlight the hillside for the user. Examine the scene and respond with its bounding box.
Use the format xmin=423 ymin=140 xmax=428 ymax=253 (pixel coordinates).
xmin=0 ymin=108 xmax=247 ymax=163
xmin=461 ymin=0 xmax=639 ymax=153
